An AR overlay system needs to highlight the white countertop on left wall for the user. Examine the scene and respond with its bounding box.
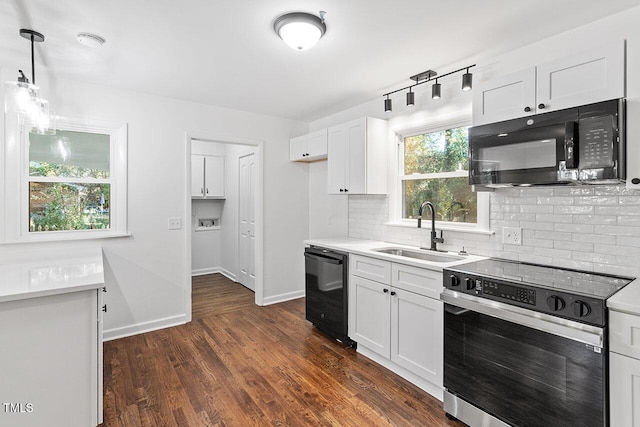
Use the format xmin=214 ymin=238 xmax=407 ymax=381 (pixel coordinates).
xmin=0 ymin=248 xmax=104 ymax=303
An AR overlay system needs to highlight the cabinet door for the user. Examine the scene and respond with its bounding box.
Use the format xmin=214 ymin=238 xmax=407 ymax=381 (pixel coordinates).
xmin=327 ymin=123 xmax=348 ymax=194
xmin=204 ymin=156 xmax=225 ymax=198
xmin=191 ymin=154 xmax=205 ymax=197
xmin=472 ymin=67 xmax=536 ymax=125
xmin=390 ymin=288 xmax=442 ymax=386
xmin=536 ymin=42 xmax=625 ymax=113
xmin=307 ymin=129 xmax=328 ymax=160
xmin=349 ymin=275 xmax=391 ymax=358
xmin=610 ymin=352 xmax=640 ymax=427
xmin=346 ymin=118 xmax=366 ymax=194
xmin=290 ymin=135 xmax=307 ymax=161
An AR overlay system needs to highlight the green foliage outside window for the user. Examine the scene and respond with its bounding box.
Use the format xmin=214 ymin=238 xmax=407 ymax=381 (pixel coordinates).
xmin=402 ymin=127 xmax=477 ymax=223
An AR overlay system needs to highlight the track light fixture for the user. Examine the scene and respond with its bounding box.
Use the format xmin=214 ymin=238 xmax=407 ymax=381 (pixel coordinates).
xmin=462 ymin=67 xmax=473 ymax=91
xmin=406 ymin=87 xmax=415 ymax=107
xmin=432 ymin=79 xmax=441 ymax=100
xmin=384 ymin=95 xmax=392 ymax=112
xmin=382 ymin=64 xmax=475 ymax=112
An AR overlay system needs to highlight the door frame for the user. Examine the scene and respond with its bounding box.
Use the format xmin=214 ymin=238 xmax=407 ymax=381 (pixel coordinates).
xmin=184 ymin=131 xmax=265 ymax=322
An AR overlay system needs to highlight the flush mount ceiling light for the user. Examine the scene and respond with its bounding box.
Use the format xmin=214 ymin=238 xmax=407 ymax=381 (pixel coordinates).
xmin=382 ymin=65 xmax=475 ymax=112
xmin=77 ymin=32 xmax=106 ymax=48
xmin=4 ymin=29 xmax=55 ymax=134
xmin=274 ymin=11 xmax=326 ymax=51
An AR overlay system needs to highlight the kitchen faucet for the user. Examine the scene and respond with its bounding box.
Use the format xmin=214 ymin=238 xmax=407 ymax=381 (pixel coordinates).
xmin=417 ymin=201 xmax=444 ymax=251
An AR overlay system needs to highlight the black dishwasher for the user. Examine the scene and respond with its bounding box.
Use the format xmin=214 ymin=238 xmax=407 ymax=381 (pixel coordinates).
xmin=304 ymin=246 xmax=355 ymax=347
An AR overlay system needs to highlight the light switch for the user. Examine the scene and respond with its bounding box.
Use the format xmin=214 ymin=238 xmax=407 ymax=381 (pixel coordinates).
xmin=168 ymin=217 xmax=182 ymax=230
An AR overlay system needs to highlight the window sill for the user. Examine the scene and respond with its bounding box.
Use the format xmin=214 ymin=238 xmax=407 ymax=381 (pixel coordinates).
xmin=2 ymin=231 xmax=132 ymax=244
xmin=385 ymin=220 xmax=494 ymax=235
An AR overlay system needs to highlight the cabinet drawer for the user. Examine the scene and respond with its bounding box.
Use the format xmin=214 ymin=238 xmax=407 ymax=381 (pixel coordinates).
xmin=610 ymin=310 xmax=640 ymax=359
xmin=391 ymin=264 xmax=442 ymax=299
xmin=350 ymin=255 xmax=391 ymax=284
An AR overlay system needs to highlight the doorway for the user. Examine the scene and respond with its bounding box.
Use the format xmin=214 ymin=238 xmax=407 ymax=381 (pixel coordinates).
xmin=184 ymin=133 xmax=264 ymax=322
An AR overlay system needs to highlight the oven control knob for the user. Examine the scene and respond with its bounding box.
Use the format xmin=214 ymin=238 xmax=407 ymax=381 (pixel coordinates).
xmin=546 ymin=295 xmax=566 ymax=311
xmin=465 ymin=278 xmax=475 ymax=290
xmin=449 ymin=275 xmax=460 ymax=287
xmin=571 ymin=300 xmax=591 ymax=317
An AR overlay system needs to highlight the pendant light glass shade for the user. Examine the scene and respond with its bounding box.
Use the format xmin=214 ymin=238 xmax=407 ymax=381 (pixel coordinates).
xmin=406 ymin=89 xmax=415 ymax=107
xmin=4 ymin=80 xmax=39 ymax=115
xmin=274 ymin=12 xmax=326 ymax=51
xmin=462 ymin=69 xmax=473 ymax=91
xmin=432 ymin=80 xmax=441 ymax=99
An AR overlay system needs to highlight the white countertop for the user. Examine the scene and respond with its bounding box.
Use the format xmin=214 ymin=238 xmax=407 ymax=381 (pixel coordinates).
xmin=0 ymin=248 xmax=104 ymax=303
xmin=304 ymin=238 xmax=486 ymax=271
xmin=607 ymin=278 xmax=640 ymax=315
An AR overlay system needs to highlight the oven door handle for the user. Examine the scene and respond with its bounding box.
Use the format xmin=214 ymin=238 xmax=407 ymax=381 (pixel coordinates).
xmin=441 ymin=290 xmax=604 ymax=348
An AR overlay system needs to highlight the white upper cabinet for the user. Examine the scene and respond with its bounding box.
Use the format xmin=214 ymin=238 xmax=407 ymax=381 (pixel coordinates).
xmin=473 ymin=67 xmax=537 ymax=125
xmin=473 ymin=41 xmax=625 ymax=125
xmin=191 ymin=154 xmax=225 ymax=199
xmin=327 ymin=117 xmax=388 ymax=195
xmin=289 ymin=129 xmax=328 ymax=162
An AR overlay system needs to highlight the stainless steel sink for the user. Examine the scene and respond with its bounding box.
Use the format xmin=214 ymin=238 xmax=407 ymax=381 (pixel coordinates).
xmin=372 ymin=247 xmax=464 ymax=263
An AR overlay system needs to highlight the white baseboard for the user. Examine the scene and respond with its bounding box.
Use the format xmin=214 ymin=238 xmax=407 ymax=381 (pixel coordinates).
xmin=191 ymin=267 xmax=221 ymax=276
xmin=191 ymin=267 xmax=237 ymax=282
xmin=103 ymin=314 xmax=187 ymax=341
xmin=262 ymin=289 xmax=305 ymax=306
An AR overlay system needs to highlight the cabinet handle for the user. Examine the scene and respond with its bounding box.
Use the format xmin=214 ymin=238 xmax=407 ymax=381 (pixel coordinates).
xmin=339 ymin=189 xmax=344 ymax=192
xmin=306 ymin=153 xmax=309 ymax=156
xmin=206 ymin=188 xmax=209 ymax=194
xmin=102 ymin=287 xmax=107 ymax=293
xmin=524 ymin=106 xmax=531 ymax=112
xmin=383 ymin=288 xmax=389 ymax=293
xmin=538 ymin=103 xmax=546 ymax=109
xmin=201 ymin=188 xmax=204 ymax=195
xmin=391 ymin=291 xmax=396 ymax=296
xmin=344 ymin=189 xmax=348 ymax=192
xmin=102 ymin=304 xmax=107 ymax=313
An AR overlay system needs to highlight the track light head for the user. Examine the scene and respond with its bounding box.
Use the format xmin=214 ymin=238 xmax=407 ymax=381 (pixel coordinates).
xmin=406 ymin=88 xmax=415 ymax=107
xmin=384 ymin=95 xmax=392 ymax=112
xmin=432 ymin=80 xmax=441 ymax=100
xmin=462 ymin=68 xmax=473 ymax=91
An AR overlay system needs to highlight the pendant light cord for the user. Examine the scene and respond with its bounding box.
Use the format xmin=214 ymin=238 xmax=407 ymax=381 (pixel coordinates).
xmin=30 ymin=33 xmax=35 ymax=84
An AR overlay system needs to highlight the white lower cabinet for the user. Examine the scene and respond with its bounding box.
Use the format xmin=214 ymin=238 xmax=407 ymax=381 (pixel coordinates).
xmin=0 ymin=288 xmax=103 ymax=426
xmin=349 ymin=254 xmax=443 ymax=398
xmin=610 ymin=352 xmax=640 ymax=427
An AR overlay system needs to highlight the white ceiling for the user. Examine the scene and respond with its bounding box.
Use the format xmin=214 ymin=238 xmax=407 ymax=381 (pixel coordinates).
xmin=2 ymin=0 xmax=640 ymax=122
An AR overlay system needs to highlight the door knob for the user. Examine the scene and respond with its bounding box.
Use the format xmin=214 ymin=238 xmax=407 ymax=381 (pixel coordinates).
xmin=524 ymin=106 xmax=531 ymax=112
xmin=538 ymin=103 xmax=546 ymax=109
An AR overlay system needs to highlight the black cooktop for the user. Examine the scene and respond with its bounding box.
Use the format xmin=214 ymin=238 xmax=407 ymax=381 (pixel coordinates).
xmin=448 ymin=258 xmax=633 ymax=301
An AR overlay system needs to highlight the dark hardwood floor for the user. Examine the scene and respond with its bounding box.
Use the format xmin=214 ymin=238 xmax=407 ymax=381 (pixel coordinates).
xmin=102 ymin=273 xmax=464 ymax=426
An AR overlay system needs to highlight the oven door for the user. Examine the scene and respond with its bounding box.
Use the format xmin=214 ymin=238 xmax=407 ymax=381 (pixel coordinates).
xmin=442 ymin=292 xmax=606 ymax=427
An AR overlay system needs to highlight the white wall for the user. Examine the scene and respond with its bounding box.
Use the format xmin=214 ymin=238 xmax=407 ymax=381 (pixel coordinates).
xmin=1 ymin=68 xmax=309 ymax=339
xmin=309 ymin=6 xmax=640 ymax=279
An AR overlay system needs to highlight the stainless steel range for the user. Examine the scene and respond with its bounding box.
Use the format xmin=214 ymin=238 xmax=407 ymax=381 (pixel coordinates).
xmin=441 ymin=259 xmax=633 ymax=427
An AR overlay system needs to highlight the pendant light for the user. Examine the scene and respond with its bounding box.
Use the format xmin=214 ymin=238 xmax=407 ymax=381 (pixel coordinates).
xmin=274 ymin=11 xmax=327 ymax=51
xmin=384 ymin=95 xmax=392 ymax=112
xmin=4 ymin=29 xmax=55 ymax=135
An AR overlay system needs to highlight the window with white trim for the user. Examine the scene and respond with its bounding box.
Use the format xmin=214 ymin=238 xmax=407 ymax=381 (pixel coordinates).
xmin=397 ymin=122 xmax=489 ymax=230
xmin=2 ymin=117 xmax=128 ymax=242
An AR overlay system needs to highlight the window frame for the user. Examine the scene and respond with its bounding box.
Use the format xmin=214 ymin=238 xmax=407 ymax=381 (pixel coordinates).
xmin=389 ymin=117 xmax=490 ymax=233
xmin=3 ymin=116 xmax=128 ymax=243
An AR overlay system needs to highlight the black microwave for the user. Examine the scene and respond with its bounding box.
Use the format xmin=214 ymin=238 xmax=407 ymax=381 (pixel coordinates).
xmin=468 ymin=99 xmax=625 ymax=187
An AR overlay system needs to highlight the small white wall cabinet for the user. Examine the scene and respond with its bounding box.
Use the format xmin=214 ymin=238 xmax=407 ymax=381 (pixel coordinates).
xmin=0 ymin=288 xmax=103 ymax=427
xmin=349 ymin=254 xmax=443 ymax=398
xmin=327 ymin=117 xmax=388 ymax=195
xmin=290 ymin=129 xmax=328 ymax=162
xmin=609 ymin=310 xmax=640 ymax=426
xmin=473 ymin=41 xmax=625 ymax=125
xmin=191 ymin=154 xmax=225 ymax=198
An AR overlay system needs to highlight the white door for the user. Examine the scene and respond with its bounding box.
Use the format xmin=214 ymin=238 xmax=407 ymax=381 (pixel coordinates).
xmin=204 ymin=156 xmax=225 ymax=198
xmin=190 ymin=155 xmax=205 ymax=197
xmin=349 ymin=275 xmax=391 ymax=358
xmin=238 ymin=152 xmax=256 ymax=291
xmin=327 ymin=124 xmax=348 ymax=194
xmin=472 ymin=67 xmax=537 ymax=125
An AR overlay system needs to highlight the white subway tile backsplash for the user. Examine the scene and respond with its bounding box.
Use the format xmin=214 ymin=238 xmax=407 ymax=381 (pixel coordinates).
xmin=347 ymin=185 xmax=640 ymax=278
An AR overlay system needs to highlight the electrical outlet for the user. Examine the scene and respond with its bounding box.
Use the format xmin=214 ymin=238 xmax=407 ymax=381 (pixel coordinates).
xmin=168 ymin=217 xmax=182 ymax=230
xmin=503 ymin=227 xmax=522 ymax=245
